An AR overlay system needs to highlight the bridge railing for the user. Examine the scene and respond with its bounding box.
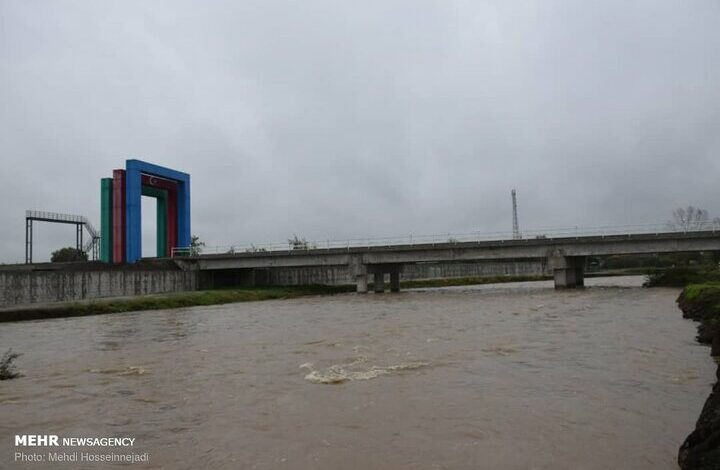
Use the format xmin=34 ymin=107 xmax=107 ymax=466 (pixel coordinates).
xmin=26 ymin=210 xmax=86 ymax=224
xmin=170 ymin=222 xmax=720 ymax=258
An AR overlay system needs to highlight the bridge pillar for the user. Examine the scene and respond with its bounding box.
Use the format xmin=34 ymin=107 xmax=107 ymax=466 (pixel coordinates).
xmin=356 ymin=275 xmax=368 ymax=293
xmin=374 ymin=272 xmax=385 ymax=293
xmin=348 ymin=255 xmax=369 ymax=294
xmin=390 ymin=272 xmax=400 ymax=292
xmin=367 ymin=264 xmax=403 ymax=293
xmin=550 ymin=255 xmax=585 ymax=289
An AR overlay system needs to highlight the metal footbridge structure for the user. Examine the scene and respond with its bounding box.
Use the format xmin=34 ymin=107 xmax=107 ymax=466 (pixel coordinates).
xmin=25 ymin=210 xmax=100 ymax=263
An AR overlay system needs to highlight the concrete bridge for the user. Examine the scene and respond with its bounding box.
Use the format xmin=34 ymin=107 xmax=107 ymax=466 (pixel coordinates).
xmin=177 ymin=230 xmax=720 ymax=292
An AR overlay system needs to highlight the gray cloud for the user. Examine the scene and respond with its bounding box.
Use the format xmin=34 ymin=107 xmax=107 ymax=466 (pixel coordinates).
xmin=1 ymin=0 xmax=719 ymax=261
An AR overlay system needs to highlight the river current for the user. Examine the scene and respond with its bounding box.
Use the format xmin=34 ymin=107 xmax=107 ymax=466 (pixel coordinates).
xmin=0 ymin=276 xmax=714 ymax=469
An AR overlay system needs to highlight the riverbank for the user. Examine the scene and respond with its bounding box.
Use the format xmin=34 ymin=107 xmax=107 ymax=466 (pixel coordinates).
xmin=0 ymin=285 xmax=354 ymax=323
xmin=0 ymin=271 xmax=668 ymax=324
xmin=644 ymin=268 xmax=720 ymax=288
xmin=398 ymin=274 xmax=549 ymax=289
xmin=0 ymin=275 xmax=558 ymax=323
xmin=676 ymin=281 xmax=720 ymax=469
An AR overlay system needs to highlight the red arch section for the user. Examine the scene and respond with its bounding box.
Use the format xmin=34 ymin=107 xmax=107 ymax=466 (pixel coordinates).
xmin=112 ymin=169 xmax=126 ymax=263
xmin=141 ymin=174 xmax=178 ymax=255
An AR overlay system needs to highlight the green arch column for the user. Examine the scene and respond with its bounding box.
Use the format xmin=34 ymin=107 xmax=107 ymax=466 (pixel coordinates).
xmin=141 ymin=186 xmax=168 ymax=257
xmin=100 ymin=178 xmax=114 ymax=262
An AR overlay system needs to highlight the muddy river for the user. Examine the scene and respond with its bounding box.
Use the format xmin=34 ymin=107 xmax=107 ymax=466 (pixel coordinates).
xmin=0 ymin=276 xmax=714 ymax=469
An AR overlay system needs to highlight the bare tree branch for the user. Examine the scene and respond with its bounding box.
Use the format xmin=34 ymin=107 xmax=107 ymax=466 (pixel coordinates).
xmin=667 ymin=206 xmax=710 ymax=231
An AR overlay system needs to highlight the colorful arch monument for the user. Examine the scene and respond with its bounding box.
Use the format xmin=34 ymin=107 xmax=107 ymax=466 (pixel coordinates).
xmin=99 ymin=160 xmax=190 ymax=263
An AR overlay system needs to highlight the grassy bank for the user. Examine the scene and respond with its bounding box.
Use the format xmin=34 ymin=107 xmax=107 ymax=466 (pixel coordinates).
xmin=587 ymin=267 xmax=666 ymax=276
xmin=651 ymin=268 xmax=720 ymax=287
xmin=643 ymin=267 xmax=720 ymax=288
xmin=0 ymin=285 xmax=354 ymax=323
xmin=0 ymin=274 xmax=558 ymax=323
xmin=2 ymin=271 xmax=642 ymax=323
xmin=676 ymin=281 xmax=720 ymax=469
xmin=399 ymin=274 xmax=549 ymax=289
xmin=678 ymin=282 xmax=720 ymax=348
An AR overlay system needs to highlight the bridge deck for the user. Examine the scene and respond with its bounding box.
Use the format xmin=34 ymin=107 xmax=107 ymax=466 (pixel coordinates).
xmin=173 ymin=231 xmax=720 ymax=276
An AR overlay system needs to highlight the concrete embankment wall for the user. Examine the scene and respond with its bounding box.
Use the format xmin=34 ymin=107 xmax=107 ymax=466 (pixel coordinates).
xmin=1 ymin=259 xmax=547 ymax=306
xmin=0 ymin=267 xmax=197 ymax=307
xmin=200 ymin=259 xmax=550 ymax=289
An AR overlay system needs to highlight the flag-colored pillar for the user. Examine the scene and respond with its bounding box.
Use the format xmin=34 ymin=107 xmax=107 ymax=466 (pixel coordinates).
xmin=141 ymin=185 xmax=168 ymax=257
xmin=125 ymin=160 xmax=190 ymax=263
xmin=100 ymin=178 xmax=113 ymax=262
xmin=112 ymin=169 xmax=126 ymax=263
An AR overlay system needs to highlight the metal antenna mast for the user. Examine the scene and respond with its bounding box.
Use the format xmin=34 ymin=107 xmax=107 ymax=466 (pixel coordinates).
xmin=511 ymin=189 xmax=520 ymax=239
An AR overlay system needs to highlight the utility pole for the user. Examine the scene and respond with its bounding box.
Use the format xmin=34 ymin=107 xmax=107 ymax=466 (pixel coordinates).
xmin=511 ymin=189 xmax=520 ymax=240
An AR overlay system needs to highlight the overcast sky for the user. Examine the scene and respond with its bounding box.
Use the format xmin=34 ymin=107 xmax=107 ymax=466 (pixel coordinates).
xmin=1 ymin=0 xmax=719 ymax=262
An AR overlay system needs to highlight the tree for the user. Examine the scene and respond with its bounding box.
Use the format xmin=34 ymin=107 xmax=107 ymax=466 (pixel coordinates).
xmin=50 ymin=247 xmax=88 ymax=262
xmin=287 ymin=235 xmax=318 ymax=250
xmin=668 ymin=206 xmax=710 ymax=231
xmin=288 ymin=235 xmax=309 ymax=250
xmin=190 ymin=235 xmax=205 ymax=256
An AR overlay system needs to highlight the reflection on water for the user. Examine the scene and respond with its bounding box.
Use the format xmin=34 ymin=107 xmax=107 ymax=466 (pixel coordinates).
xmin=0 ymin=276 xmax=714 ymax=469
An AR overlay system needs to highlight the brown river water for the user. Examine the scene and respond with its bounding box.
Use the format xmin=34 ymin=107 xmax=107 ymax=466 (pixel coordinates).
xmin=0 ymin=276 xmax=715 ymax=469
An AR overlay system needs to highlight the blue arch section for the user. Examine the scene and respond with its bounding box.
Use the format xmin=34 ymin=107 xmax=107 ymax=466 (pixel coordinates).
xmin=125 ymin=159 xmax=190 ymax=263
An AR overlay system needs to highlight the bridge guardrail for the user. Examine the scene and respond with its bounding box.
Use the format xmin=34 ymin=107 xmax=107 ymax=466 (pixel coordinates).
xmin=170 ymin=223 xmax=720 ymax=258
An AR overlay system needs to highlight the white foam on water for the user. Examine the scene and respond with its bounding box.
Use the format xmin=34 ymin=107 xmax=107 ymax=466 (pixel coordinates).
xmin=300 ymin=358 xmax=430 ymax=385
xmin=88 ymin=366 xmax=148 ymax=376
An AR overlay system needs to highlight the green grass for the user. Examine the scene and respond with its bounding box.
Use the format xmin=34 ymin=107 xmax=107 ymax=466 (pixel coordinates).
xmin=678 ymin=281 xmax=720 ymax=347
xmin=644 ymin=267 xmax=720 ymax=288
xmin=684 ymin=282 xmax=720 ymax=302
xmin=399 ymin=274 xmax=549 ymax=289
xmin=66 ymin=285 xmax=356 ymax=312
xmin=0 ymin=285 xmax=354 ymax=323
xmin=0 ymin=274 xmax=559 ymax=323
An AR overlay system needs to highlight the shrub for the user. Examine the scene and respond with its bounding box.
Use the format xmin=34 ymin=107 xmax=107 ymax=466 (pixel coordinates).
xmin=0 ymin=349 xmax=21 ymax=380
xmin=50 ymin=247 xmax=88 ymax=262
